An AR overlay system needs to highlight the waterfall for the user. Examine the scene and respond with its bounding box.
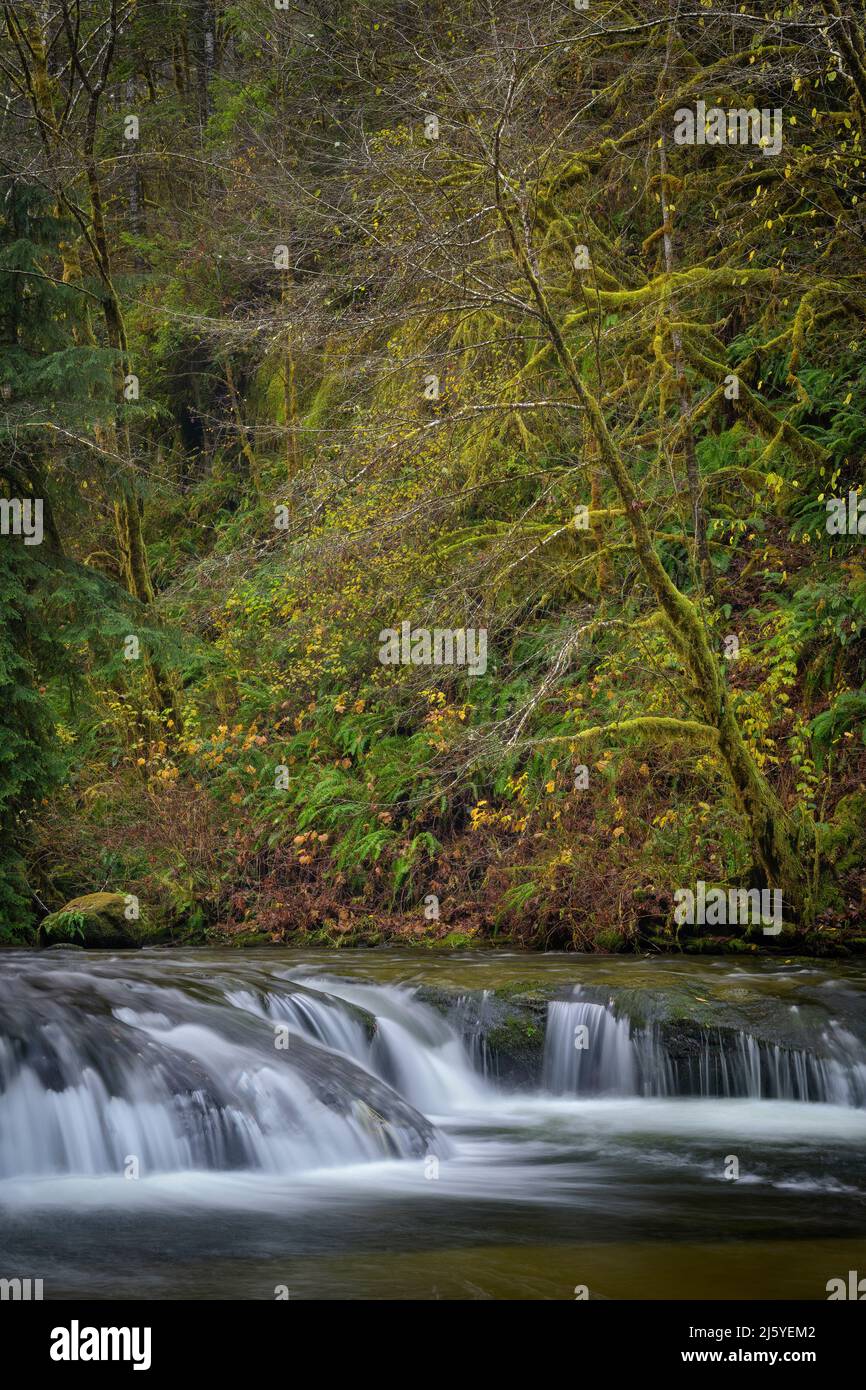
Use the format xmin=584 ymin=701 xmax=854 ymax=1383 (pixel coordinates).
xmin=544 ymin=998 xmax=636 ymax=1094
xmin=2 ymin=956 xmax=865 ymax=1190
xmin=290 ymin=976 xmax=487 ymax=1113
xmin=2 ymin=951 xmax=865 ymax=1302
xmin=0 ymin=957 xmax=459 ymax=1181
xmin=225 ymin=973 xmax=486 ymax=1113
xmin=541 ymin=993 xmax=866 ymax=1105
xmin=681 ymin=1025 xmax=866 ymax=1106
xmin=226 ymin=982 xmax=372 ymax=1060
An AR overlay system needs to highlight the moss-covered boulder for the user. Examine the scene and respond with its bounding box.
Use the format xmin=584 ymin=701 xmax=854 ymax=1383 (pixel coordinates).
xmin=40 ymin=893 xmax=149 ymax=949
xmin=416 ymin=981 xmax=554 ymax=1085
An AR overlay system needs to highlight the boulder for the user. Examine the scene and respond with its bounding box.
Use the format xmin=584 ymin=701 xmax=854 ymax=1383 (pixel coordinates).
xmin=40 ymin=892 xmax=147 ymax=949
xmin=416 ymin=981 xmax=554 ymax=1085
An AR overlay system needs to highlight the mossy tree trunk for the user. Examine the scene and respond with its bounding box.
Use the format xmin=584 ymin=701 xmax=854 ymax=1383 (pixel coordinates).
xmin=494 ymin=166 xmax=816 ymax=921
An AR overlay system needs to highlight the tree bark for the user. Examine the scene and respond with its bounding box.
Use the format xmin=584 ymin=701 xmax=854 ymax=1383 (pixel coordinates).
xmin=494 ymin=183 xmax=815 ymax=920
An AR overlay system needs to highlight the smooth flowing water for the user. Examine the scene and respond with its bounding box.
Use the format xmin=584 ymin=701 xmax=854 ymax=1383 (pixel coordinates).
xmin=1 ymin=948 xmax=865 ymax=1300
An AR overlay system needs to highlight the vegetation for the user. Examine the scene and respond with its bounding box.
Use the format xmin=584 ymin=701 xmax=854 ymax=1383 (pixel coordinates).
xmin=42 ymin=909 xmax=86 ymax=941
xmin=2 ymin=0 xmax=866 ymax=953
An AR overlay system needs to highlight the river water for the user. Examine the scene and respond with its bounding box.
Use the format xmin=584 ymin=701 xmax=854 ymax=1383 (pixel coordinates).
xmin=1 ymin=947 xmax=864 ymax=1300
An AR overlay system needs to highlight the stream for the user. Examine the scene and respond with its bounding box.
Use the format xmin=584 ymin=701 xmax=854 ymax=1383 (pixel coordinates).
xmin=1 ymin=948 xmax=865 ymax=1300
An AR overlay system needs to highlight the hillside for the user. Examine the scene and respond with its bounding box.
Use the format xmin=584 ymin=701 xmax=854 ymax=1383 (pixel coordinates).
xmin=2 ymin=0 xmax=866 ymax=954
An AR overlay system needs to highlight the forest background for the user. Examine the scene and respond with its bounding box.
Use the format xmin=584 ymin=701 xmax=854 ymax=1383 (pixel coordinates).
xmin=2 ymin=0 xmax=866 ymax=954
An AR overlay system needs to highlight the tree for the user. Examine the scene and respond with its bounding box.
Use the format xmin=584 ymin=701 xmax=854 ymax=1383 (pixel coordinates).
xmin=216 ymin=0 xmax=866 ymax=921
xmin=1 ymin=0 xmax=180 ymax=722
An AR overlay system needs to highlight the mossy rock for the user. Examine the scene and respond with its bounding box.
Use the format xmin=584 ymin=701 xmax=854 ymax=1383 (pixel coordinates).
xmin=433 ymin=931 xmax=476 ymax=949
xmin=40 ymin=892 xmax=151 ymax=949
xmin=228 ymin=930 xmax=279 ymax=948
xmin=682 ymin=934 xmax=734 ymax=954
xmin=799 ymin=928 xmax=851 ymax=958
xmin=416 ymin=981 xmax=556 ymax=1085
xmin=484 ymin=1012 xmax=545 ymax=1083
xmin=595 ymin=929 xmax=630 ymax=953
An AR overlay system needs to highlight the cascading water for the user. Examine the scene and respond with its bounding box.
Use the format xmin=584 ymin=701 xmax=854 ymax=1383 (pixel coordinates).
xmin=227 ymin=972 xmax=486 ymax=1114
xmin=313 ymin=976 xmax=486 ymax=1113
xmin=541 ymin=990 xmax=866 ymax=1105
xmin=0 ymin=956 xmax=459 ymax=1180
xmin=2 ymin=951 xmax=866 ymax=1300
xmin=543 ymin=998 xmax=643 ymax=1095
xmin=3 ymin=960 xmax=866 ymax=1187
xmin=679 ymin=1023 xmax=866 ymax=1105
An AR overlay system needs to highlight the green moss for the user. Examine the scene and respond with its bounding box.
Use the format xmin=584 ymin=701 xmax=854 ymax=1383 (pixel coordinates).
xmin=595 ymin=928 xmax=629 ymax=953
xmin=682 ymin=935 xmax=733 ymax=954
xmin=41 ymin=892 xmax=154 ymax=949
xmin=433 ymin=931 xmax=476 ymax=949
xmin=227 ymin=930 xmax=276 ymax=948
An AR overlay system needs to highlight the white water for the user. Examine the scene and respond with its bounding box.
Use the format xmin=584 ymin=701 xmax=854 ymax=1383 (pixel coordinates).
xmin=1 ymin=956 xmax=865 ymax=1189
xmin=2 ymin=952 xmax=866 ymax=1299
xmin=543 ymin=998 xmax=642 ymax=1094
xmin=299 ymin=975 xmax=486 ymax=1112
xmin=0 ymin=959 xmax=455 ymax=1180
xmin=541 ymin=991 xmax=866 ymax=1105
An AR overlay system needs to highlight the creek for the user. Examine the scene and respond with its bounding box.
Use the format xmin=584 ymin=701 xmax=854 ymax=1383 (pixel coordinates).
xmin=1 ymin=948 xmax=864 ymax=1299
